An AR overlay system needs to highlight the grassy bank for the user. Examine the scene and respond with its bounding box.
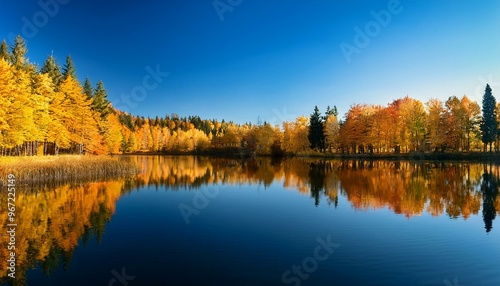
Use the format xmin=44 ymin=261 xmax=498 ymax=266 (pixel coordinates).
xmin=0 ymin=155 xmax=138 ymax=186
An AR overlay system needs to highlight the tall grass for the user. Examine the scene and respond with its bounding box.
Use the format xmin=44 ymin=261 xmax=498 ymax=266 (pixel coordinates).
xmin=0 ymin=155 xmax=138 ymax=186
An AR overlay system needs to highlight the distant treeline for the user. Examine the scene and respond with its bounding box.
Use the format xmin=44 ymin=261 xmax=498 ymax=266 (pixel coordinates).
xmin=0 ymin=35 xmax=499 ymax=156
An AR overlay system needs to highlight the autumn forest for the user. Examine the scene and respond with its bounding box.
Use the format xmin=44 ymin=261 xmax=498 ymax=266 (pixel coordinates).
xmin=1 ymin=36 xmax=499 ymax=157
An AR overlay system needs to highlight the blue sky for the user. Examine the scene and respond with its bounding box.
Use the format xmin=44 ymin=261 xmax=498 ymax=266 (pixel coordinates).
xmin=1 ymin=0 xmax=499 ymax=124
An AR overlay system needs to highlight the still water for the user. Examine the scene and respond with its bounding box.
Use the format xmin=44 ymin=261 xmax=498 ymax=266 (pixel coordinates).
xmin=1 ymin=156 xmax=500 ymax=285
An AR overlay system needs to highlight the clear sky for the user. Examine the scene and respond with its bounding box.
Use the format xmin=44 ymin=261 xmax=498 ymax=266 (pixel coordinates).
xmin=1 ymin=0 xmax=499 ymax=124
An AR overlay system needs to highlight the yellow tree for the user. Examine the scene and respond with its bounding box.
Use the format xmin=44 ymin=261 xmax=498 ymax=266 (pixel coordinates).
xmin=220 ymin=124 xmax=241 ymax=147
xmin=370 ymin=105 xmax=388 ymax=152
xmin=443 ymin=96 xmax=462 ymax=151
xmin=425 ymin=98 xmax=445 ymax=152
xmin=127 ymin=133 xmax=139 ymax=152
xmin=192 ymin=129 xmax=210 ymax=151
xmin=176 ymin=129 xmax=194 ymax=152
xmin=59 ymin=76 xmax=100 ymax=154
xmin=339 ymin=104 xmax=372 ymax=154
xmin=150 ymin=124 xmax=162 ymax=152
xmin=295 ymin=115 xmax=310 ymax=153
xmin=323 ymin=114 xmax=339 ymax=152
xmin=3 ymin=63 xmax=37 ymax=152
xmin=103 ymin=113 xmax=123 ymax=153
xmin=160 ymin=127 xmax=171 ymax=151
xmin=46 ymin=87 xmax=71 ymax=153
xmin=385 ymin=100 xmax=403 ymax=153
xmin=30 ymin=72 xmax=54 ymax=154
xmin=399 ymin=97 xmax=426 ymax=152
xmin=281 ymin=121 xmax=293 ymax=153
xmin=0 ymin=58 xmax=14 ymax=149
xmin=287 ymin=115 xmax=310 ymax=154
xmin=459 ymin=96 xmax=481 ymax=151
xmin=254 ymin=123 xmax=275 ymax=155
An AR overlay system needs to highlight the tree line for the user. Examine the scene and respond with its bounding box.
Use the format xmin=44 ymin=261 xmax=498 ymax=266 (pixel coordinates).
xmin=311 ymin=89 xmax=498 ymax=155
xmin=0 ymin=35 xmax=499 ymax=156
xmin=0 ymin=36 xmax=121 ymax=155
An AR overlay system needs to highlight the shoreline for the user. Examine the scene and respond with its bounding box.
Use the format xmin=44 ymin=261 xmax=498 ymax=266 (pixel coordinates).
xmin=121 ymin=150 xmax=500 ymax=162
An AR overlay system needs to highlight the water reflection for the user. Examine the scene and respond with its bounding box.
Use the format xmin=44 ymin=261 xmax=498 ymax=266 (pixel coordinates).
xmin=481 ymin=164 xmax=499 ymax=233
xmin=0 ymin=180 xmax=129 ymax=285
xmin=1 ymin=156 xmax=500 ymax=284
xmin=125 ymin=156 xmax=500 ymax=228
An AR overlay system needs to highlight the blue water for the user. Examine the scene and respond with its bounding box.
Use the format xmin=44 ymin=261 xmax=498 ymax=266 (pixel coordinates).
xmin=15 ymin=157 xmax=500 ymax=285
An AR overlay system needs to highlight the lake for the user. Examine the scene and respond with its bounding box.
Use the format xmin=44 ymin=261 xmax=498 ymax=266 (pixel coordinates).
xmin=1 ymin=156 xmax=500 ymax=285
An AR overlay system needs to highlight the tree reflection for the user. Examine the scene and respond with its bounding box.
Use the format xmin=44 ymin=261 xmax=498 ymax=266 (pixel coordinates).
xmin=309 ymin=161 xmax=326 ymax=206
xmin=123 ymin=156 xmax=497 ymax=224
xmin=481 ymin=164 xmax=499 ymax=233
xmin=0 ymin=181 xmax=124 ymax=284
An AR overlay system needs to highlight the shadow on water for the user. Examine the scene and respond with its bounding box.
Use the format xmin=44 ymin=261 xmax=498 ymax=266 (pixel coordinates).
xmin=481 ymin=164 xmax=499 ymax=233
xmin=1 ymin=155 xmax=500 ymax=284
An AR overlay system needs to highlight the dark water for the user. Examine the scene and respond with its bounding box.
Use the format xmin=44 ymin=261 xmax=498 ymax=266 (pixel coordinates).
xmin=1 ymin=156 xmax=500 ymax=285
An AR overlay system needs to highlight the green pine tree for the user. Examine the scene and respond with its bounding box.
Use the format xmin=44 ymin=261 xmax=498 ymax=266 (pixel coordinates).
xmin=480 ymin=84 xmax=498 ymax=152
xmin=0 ymin=40 xmax=9 ymax=62
xmin=62 ymin=55 xmax=76 ymax=80
xmin=324 ymin=105 xmax=338 ymax=120
xmin=92 ymin=80 xmax=112 ymax=118
xmin=40 ymin=55 xmax=62 ymax=86
xmin=83 ymin=77 xmax=93 ymax=100
xmin=309 ymin=105 xmax=325 ymax=151
xmin=11 ymin=35 xmax=27 ymax=68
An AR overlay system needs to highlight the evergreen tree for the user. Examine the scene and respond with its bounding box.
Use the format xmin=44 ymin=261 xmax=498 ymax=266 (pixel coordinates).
xmin=0 ymin=40 xmax=9 ymax=62
xmin=480 ymin=84 xmax=498 ymax=152
xmin=92 ymin=80 xmax=112 ymax=118
xmin=11 ymin=35 xmax=27 ymax=68
xmin=325 ymin=105 xmax=338 ymax=117
xmin=83 ymin=77 xmax=93 ymax=100
xmin=41 ymin=55 xmax=62 ymax=85
xmin=62 ymin=55 xmax=76 ymax=80
xmin=308 ymin=106 xmax=325 ymax=151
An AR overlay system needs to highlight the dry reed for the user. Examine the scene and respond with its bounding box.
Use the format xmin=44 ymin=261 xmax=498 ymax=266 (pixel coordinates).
xmin=0 ymin=155 xmax=138 ymax=187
